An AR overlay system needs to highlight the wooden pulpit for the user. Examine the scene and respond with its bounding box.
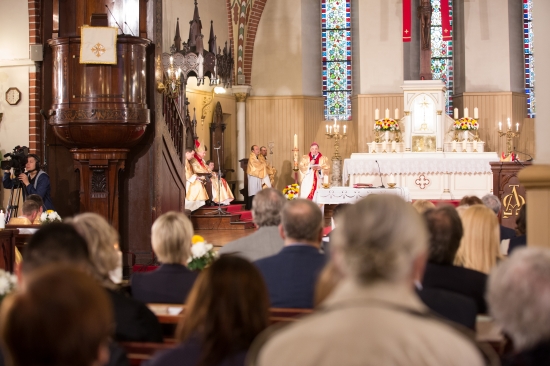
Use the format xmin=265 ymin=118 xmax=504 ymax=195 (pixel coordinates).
xmin=490 ymin=161 xmax=531 ymax=230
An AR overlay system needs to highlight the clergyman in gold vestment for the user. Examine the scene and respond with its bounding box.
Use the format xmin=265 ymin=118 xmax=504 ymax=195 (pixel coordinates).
xmin=206 ymin=160 xmax=234 ymax=205
xmin=260 ymin=146 xmax=276 ymax=187
xmin=247 ymin=145 xmax=271 ymax=209
xmin=185 ymin=148 xmax=208 ymax=211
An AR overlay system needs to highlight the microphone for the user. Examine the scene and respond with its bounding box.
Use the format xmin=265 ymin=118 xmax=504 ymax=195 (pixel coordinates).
xmin=124 ymin=22 xmax=135 ymax=36
xmin=513 ymin=147 xmax=533 ymax=162
xmin=105 ymin=5 xmax=125 ymax=35
xmin=375 ymin=160 xmax=385 ymax=188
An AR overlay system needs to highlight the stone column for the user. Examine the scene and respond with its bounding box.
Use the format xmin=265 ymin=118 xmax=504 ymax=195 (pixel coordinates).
xmin=232 ymin=85 xmax=251 ymax=201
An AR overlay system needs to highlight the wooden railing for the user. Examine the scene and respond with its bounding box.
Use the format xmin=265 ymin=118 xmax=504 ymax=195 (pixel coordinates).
xmin=162 ymin=96 xmax=185 ymax=163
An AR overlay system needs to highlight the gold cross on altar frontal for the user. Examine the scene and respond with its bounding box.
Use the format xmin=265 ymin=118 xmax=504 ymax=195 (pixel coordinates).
xmin=91 ymin=43 xmax=106 ymax=57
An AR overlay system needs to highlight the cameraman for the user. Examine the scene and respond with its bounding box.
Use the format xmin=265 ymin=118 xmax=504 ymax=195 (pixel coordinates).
xmin=3 ymin=154 xmax=55 ymax=211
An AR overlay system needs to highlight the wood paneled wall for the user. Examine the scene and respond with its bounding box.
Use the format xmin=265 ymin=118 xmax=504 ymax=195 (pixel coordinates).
xmin=354 ymin=94 xmax=404 ymax=153
xmin=186 ymin=90 xmax=238 ymax=180
xmin=246 ymin=96 xmax=324 ymax=190
xmin=453 ymin=92 xmax=534 ymax=158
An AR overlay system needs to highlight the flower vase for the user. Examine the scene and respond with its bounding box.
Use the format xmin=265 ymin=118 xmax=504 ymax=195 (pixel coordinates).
xmin=384 ymin=131 xmax=390 ymax=142
xmin=462 ymin=130 xmax=469 ymax=142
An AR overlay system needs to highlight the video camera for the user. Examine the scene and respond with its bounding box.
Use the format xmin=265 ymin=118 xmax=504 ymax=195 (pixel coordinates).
xmin=1 ymin=146 xmax=29 ymax=187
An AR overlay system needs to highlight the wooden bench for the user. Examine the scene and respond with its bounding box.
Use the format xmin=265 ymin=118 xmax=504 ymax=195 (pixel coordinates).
xmin=120 ymin=341 xmax=174 ymax=366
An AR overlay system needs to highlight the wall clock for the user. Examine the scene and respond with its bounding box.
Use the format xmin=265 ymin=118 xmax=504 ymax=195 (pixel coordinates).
xmin=5 ymin=87 xmax=21 ymax=105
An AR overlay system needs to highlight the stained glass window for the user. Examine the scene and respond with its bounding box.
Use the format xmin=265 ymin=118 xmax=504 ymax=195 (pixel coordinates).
xmin=430 ymin=0 xmax=453 ymax=116
xmin=524 ymin=0 xmax=535 ymax=118
xmin=321 ymin=0 xmax=352 ymax=120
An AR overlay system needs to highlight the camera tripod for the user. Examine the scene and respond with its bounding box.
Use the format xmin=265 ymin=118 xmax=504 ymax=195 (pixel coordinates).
xmin=5 ymin=185 xmax=25 ymax=225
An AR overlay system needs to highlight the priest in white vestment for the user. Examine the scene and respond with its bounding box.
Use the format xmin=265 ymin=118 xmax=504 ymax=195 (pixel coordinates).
xmin=299 ymin=142 xmax=330 ymax=201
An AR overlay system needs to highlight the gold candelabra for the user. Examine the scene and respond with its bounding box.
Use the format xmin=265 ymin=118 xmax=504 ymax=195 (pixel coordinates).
xmin=498 ymin=128 xmax=520 ymax=157
xmin=325 ymin=120 xmax=347 ymax=159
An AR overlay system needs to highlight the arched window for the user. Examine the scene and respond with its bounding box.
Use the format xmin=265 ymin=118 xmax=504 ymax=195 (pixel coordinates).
xmin=430 ymin=0 xmax=453 ymax=116
xmin=523 ymin=0 xmax=535 ymax=118
xmin=321 ymin=0 xmax=352 ymax=120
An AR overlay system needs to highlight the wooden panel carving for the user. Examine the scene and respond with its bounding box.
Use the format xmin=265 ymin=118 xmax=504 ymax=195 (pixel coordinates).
xmin=210 ymin=102 xmax=226 ymax=171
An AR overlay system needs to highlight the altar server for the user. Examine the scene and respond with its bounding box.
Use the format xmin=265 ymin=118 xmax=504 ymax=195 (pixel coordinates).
xmin=299 ymin=143 xmax=330 ymax=200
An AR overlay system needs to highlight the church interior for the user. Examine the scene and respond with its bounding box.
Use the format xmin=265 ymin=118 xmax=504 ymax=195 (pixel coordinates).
xmin=1 ymin=0 xmax=550 ymax=268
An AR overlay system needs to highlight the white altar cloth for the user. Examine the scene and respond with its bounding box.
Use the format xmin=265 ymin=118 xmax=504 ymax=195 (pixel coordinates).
xmin=315 ymin=187 xmax=411 ymax=204
xmin=343 ymin=152 xmax=499 ymax=185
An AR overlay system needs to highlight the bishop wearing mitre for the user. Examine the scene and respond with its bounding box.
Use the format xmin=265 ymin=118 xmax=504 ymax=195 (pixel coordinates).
xmin=184 ymin=148 xmax=208 ymax=211
xmin=299 ymin=142 xmax=330 ymax=200
xmin=247 ymin=145 xmax=271 ymax=209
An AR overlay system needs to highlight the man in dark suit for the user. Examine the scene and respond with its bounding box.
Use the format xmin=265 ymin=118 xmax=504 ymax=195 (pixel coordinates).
xmin=255 ymin=198 xmax=326 ymax=308
xmin=482 ymin=194 xmax=516 ymax=241
xmin=421 ymin=205 xmax=488 ymax=314
xmin=219 ymin=188 xmax=286 ymax=262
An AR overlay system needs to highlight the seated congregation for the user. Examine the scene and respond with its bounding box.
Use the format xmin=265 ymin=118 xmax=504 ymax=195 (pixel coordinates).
xmin=0 ymin=191 xmax=543 ymax=366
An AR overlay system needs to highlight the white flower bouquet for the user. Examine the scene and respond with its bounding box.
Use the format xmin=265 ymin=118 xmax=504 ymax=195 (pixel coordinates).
xmin=187 ymin=235 xmax=216 ymax=271
xmin=0 ymin=269 xmax=17 ymax=301
xmin=40 ymin=210 xmax=62 ymax=224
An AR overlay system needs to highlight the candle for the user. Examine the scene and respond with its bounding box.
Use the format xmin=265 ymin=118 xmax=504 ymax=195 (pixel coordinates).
xmin=370 ymin=142 xmax=376 ymax=152
xmin=507 ymin=118 xmax=511 ymax=129
xmin=473 ymin=140 xmax=478 ymax=151
xmin=375 ymin=109 xmax=380 ymax=120
xmin=326 ymin=124 xmax=328 ymax=133
xmin=462 ymin=139 xmax=467 ymax=152
xmin=454 ymin=108 xmax=459 ymax=119
xmin=382 ymin=141 xmax=387 ymax=152
xmin=394 ymin=108 xmax=399 ymax=120
xmin=474 ymin=107 xmax=479 ymax=119
xmin=516 ymin=122 xmax=519 ymax=132
xmin=464 ymin=107 xmax=469 ymax=118
xmin=329 ymin=126 xmax=332 ymax=134
xmin=388 ymin=174 xmax=396 ymax=184
xmin=499 ymin=121 xmax=502 ymax=131
xmin=294 ymin=134 xmax=298 ymax=148
xmin=385 ymin=109 xmax=389 ymax=119
xmin=451 ymin=140 xmax=457 ymax=151
xmin=391 ymin=140 xmax=396 ymax=152
xmin=343 ymin=124 xmax=347 ymax=134
xmin=323 ymin=175 xmax=329 ymax=185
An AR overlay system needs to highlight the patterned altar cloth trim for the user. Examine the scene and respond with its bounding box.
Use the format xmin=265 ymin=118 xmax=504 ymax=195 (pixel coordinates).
xmin=315 ymin=187 xmax=411 ymax=204
xmin=343 ymin=154 xmax=499 ymax=185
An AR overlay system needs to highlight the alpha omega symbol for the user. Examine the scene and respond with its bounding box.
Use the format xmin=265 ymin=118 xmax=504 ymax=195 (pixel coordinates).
xmin=502 ymin=185 xmax=525 ymax=219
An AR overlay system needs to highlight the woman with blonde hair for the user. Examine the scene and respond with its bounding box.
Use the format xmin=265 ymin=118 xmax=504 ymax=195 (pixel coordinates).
xmin=68 ymin=212 xmax=163 ymax=343
xmin=455 ymin=204 xmax=503 ymax=274
xmin=131 ymin=211 xmax=198 ymax=304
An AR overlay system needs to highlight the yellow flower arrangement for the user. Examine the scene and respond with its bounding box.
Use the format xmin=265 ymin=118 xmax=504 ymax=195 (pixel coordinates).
xmin=282 ymin=184 xmax=300 ymax=200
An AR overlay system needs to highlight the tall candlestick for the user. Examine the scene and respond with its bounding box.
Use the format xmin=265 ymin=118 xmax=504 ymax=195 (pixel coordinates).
xmin=343 ymin=125 xmax=347 ymax=134
xmin=375 ymin=109 xmax=380 ymax=120
xmin=516 ymin=122 xmax=519 ymax=132
xmin=499 ymin=122 xmax=502 ymax=131
xmin=329 ymin=126 xmax=332 ymax=134
xmin=326 ymin=124 xmax=328 ymax=133
xmin=474 ymin=107 xmax=479 ymax=119
xmin=454 ymin=108 xmax=458 ymax=119
xmin=507 ymin=118 xmax=511 ymax=129
xmin=394 ymin=108 xmax=399 ymax=120
xmin=385 ymin=109 xmax=389 ymax=119
xmin=464 ymin=107 xmax=469 ymax=118
xmin=294 ymin=134 xmax=298 ymax=148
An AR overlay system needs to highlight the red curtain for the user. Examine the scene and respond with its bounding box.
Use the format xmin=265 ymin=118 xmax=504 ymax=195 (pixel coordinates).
xmin=403 ymin=0 xmax=411 ymax=42
xmin=441 ymin=0 xmax=452 ymax=41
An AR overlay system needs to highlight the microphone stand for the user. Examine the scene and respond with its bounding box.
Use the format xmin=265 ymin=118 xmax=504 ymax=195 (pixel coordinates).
xmin=207 ymin=143 xmax=231 ymax=216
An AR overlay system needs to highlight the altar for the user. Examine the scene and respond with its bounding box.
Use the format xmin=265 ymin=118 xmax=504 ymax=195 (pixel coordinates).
xmin=340 ymin=80 xmax=500 ymax=200
xmin=315 ymin=186 xmax=411 ymax=204
xmin=343 ymin=152 xmax=499 ymax=200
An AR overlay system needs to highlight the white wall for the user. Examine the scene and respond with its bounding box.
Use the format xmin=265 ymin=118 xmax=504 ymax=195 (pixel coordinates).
xmin=462 ymin=0 xmax=523 ymax=92
xmin=353 ymin=0 xmax=403 ymax=94
xmin=250 ymin=0 xmax=322 ymax=96
xmin=0 ymin=0 xmax=31 ymax=210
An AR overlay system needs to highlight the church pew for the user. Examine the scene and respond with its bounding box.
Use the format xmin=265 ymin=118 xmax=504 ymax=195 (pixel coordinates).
xmin=120 ymin=341 xmax=174 ymax=366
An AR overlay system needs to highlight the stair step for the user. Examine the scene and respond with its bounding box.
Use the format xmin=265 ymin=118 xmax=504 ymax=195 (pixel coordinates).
xmin=191 ymin=214 xmax=255 ymax=230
